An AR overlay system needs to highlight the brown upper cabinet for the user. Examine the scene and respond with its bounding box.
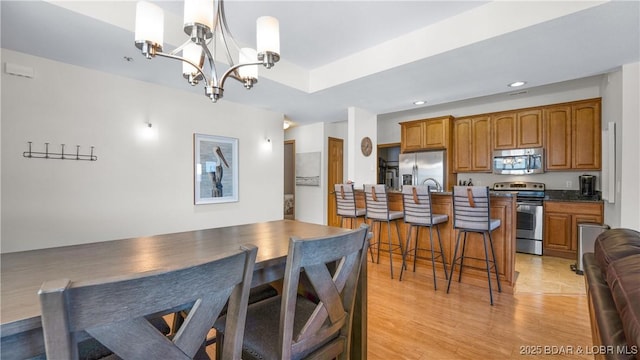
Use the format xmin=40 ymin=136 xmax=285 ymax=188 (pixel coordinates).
xmin=544 ymin=99 xmax=601 ymax=171
xmin=400 ymin=116 xmax=452 ymax=153
xmin=492 ymin=109 xmax=543 ymax=150
xmin=398 ymin=98 xmax=600 ymax=173
xmin=453 ymin=115 xmax=492 ymax=172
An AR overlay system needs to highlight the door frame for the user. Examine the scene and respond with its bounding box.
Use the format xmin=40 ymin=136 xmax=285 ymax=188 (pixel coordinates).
xmin=327 ymin=137 xmax=344 ymax=227
xmin=284 ymin=140 xmax=295 ymax=220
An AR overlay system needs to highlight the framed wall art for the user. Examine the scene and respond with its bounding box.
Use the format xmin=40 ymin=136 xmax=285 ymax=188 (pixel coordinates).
xmin=295 ymin=152 xmax=321 ymax=186
xmin=194 ymin=134 xmax=239 ymax=204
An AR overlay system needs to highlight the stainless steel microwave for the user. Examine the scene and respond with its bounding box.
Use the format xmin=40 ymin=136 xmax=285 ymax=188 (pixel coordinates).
xmin=493 ymin=148 xmax=544 ymax=175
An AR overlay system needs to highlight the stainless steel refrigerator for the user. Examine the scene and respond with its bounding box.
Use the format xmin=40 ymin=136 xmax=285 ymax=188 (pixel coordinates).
xmin=398 ymin=150 xmax=446 ymax=191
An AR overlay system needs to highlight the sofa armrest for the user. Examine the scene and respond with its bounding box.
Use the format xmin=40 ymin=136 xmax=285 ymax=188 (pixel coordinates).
xmin=583 ymin=253 xmax=631 ymax=360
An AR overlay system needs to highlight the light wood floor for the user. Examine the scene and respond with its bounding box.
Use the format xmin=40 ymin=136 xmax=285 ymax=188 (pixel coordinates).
xmin=515 ymin=253 xmax=586 ymax=295
xmin=367 ymin=255 xmax=593 ymax=359
xmin=205 ymin=254 xmax=594 ymax=359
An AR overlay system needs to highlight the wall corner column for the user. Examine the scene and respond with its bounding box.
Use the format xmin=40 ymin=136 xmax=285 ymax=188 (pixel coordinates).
xmin=347 ymin=107 xmax=378 ymax=188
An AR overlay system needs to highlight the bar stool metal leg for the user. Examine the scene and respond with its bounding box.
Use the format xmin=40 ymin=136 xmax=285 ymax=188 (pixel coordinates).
xmin=424 ymin=226 xmax=446 ymax=290
xmin=458 ymin=231 xmax=469 ymax=282
xmin=400 ymin=224 xmax=414 ymax=280
xmin=489 ymin=232 xmax=502 ymax=292
xmin=436 ymin=226 xmax=449 ymax=280
xmin=447 ymin=230 xmax=462 ymax=294
xmin=413 ymin=226 xmax=420 ymax=272
xmin=482 ymin=232 xmax=495 ymax=305
xmin=387 ymin=221 xmax=394 ymax=278
xmin=396 ymin=220 xmax=405 ymax=271
xmin=376 ymin=221 xmax=382 ymax=264
xmin=428 ymin=226 xmax=438 ymax=288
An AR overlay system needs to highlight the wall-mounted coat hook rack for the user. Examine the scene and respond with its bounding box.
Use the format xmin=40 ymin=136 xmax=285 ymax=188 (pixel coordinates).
xmin=23 ymin=142 xmax=97 ymax=161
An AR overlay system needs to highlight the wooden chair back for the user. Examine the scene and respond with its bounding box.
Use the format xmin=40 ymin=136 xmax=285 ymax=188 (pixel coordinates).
xmin=38 ymin=245 xmax=257 ymax=360
xmin=279 ymin=224 xmax=370 ymax=359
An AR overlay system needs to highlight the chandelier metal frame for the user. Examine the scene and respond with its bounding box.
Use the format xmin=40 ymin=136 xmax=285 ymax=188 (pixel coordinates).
xmin=134 ymin=0 xmax=280 ymax=102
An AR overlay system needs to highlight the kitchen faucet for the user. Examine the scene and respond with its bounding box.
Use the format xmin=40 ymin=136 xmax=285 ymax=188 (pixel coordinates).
xmin=421 ymin=177 xmax=442 ymax=192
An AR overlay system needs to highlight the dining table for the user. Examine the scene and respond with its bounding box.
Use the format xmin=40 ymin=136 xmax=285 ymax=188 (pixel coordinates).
xmin=0 ymin=219 xmax=368 ymax=359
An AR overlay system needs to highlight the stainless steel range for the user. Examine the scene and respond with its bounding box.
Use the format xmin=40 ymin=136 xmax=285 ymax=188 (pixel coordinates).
xmin=493 ymin=181 xmax=545 ymax=255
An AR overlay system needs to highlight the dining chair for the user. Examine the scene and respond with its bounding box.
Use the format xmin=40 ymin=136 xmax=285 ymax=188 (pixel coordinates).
xmin=214 ymin=224 xmax=370 ymax=360
xmin=400 ymin=185 xmax=449 ymax=288
xmin=38 ymin=245 xmax=258 ymax=360
xmin=447 ymin=186 xmax=502 ymax=305
xmin=171 ymin=282 xmax=279 ymax=346
xmin=363 ymin=184 xmax=404 ymax=279
xmin=334 ymin=183 xmax=366 ymax=229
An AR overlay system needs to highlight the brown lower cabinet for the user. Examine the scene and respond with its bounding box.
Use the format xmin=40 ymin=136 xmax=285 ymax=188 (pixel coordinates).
xmin=543 ymin=201 xmax=604 ymax=259
xmin=352 ymin=190 xmax=517 ymax=293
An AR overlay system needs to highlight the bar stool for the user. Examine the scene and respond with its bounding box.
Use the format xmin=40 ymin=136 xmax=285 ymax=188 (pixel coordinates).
xmin=363 ymin=184 xmax=404 ymax=279
xmin=447 ymin=186 xmax=502 ymax=305
xmin=400 ymin=185 xmax=449 ymax=288
xmin=334 ymin=183 xmax=366 ymax=229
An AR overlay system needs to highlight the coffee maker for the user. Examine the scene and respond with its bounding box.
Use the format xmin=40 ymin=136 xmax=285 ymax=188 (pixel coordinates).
xmin=579 ymin=175 xmax=596 ymax=196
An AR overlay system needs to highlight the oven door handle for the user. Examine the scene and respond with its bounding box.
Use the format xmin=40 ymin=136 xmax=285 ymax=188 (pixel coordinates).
xmin=517 ymin=201 xmax=544 ymax=206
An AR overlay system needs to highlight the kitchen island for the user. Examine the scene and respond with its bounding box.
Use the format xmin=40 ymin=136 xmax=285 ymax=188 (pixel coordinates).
xmin=354 ymin=189 xmax=517 ymax=293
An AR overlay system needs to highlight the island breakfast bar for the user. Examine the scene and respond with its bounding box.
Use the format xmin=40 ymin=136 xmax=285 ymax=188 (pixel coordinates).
xmin=0 ymin=220 xmax=367 ymax=359
xmin=354 ymin=190 xmax=517 ymax=293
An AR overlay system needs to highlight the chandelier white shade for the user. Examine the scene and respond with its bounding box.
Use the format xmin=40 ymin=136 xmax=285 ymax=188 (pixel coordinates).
xmin=238 ymin=48 xmax=258 ymax=80
xmin=183 ymin=0 xmax=214 ymax=30
xmin=134 ymin=0 xmax=280 ymax=102
xmin=182 ymin=43 xmax=205 ymax=83
xmin=134 ymin=1 xmax=164 ymax=48
xmin=256 ymin=16 xmax=280 ymax=63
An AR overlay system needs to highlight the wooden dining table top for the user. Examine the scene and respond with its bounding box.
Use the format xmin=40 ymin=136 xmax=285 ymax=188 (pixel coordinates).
xmin=0 ymin=219 xmax=350 ymax=337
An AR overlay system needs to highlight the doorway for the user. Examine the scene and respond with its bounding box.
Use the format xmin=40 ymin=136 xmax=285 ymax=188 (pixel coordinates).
xmin=327 ymin=137 xmax=344 ymax=227
xmin=284 ymin=140 xmax=295 ymax=220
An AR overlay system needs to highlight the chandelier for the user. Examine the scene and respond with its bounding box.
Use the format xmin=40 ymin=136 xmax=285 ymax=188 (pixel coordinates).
xmin=134 ymin=0 xmax=280 ymax=102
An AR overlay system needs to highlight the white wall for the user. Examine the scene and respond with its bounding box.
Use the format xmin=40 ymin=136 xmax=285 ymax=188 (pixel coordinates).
xmin=1 ymin=49 xmax=284 ymax=253
xmin=599 ymin=62 xmax=640 ymax=230
xmin=348 ymin=107 xmax=377 ymax=187
xmin=284 ymin=122 xmax=325 ymax=224
xmin=619 ymin=62 xmax=640 ymax=230
xmin=601 ymin=69 xmax=623 ymax=227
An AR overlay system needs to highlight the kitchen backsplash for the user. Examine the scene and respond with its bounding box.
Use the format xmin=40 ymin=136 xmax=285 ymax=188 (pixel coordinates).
xmin=455 ymin=171 xmax=601 ymax=190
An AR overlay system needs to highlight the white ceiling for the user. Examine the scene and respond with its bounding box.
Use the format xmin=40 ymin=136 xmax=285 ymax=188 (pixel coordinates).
xmin=1 ymin=1 xmax=639 ymax=126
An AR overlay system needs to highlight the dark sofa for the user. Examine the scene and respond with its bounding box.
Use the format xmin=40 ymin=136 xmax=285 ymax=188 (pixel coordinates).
xmin=583 ymin=228 xmax=640 ymax=360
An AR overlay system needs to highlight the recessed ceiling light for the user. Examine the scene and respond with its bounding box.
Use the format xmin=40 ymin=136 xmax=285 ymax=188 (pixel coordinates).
xmin=413 ymin=100 xmax=426 ymax=105
xmin=508 ymin=81 xmax=526 ymax=87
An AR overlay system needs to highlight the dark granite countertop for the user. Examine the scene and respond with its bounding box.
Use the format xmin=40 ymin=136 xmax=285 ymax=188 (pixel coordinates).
xmin=544 ymin=189 xmax=602 ymax=202
xmin=383 ymin=189 xmax=515 ymax=197
xmin=385 ymin=188 xmax=600 ymax=202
